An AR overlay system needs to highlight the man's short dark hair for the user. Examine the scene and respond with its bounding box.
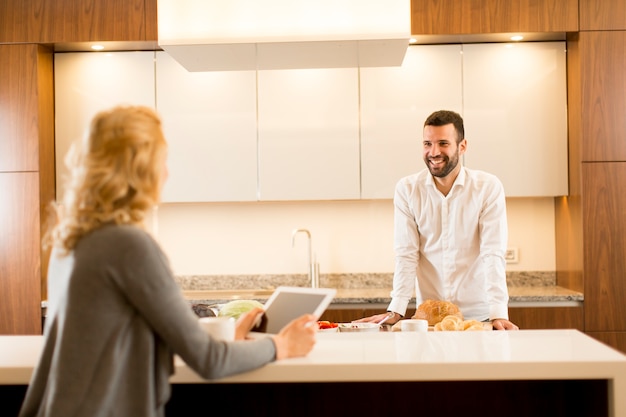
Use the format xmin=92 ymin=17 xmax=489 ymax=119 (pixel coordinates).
xmin=424 ymin=110 xmax=465 ymax=143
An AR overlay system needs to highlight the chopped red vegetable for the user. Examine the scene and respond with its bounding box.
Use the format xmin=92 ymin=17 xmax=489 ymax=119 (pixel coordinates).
xmin=317 ymin=320 xmax=338 ymax=329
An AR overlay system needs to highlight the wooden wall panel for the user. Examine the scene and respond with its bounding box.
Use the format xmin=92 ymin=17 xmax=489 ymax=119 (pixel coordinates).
xmin=555 ymin=34 xmax=583 ymax=292
xmin=324 ymin=307 xmax=585 ymax=331
xmin=586 ymin=332 xmax=626 ymax=354
xmin=582 ymin=163 xmax=626 ymax=332
xmin=0 ymin=0 xmax=154 ymax=43
xmin=0 ymin=44 xmax=53 ymax=334
xmin=411 ymin=0 xmax=578 ymax=35
xmin=0 ymin=173 xmax=42 ymax=334
xmin=37 ymin=46 xmax=55 ymax=302
xmin=0 ymin=45 xmax=40 ymax=172
xmin=579 ymin=0 xmax=626 ymax=31
xmin=481 ymin=0 xmax=579 ymax=33
xmin=580 ymin=32 xmax=626 ymax=162
xmin=144 ymin=0 xmax=158 ymax=42
xmin=555 ymin=195 xmax=584 ymax=292
xmin=411 ymin=0 xmax=479 ymax=34
xmin=321 ymin=308 xmax=417 ymax=323
xmin=508 ymin=307 xmax=584 ymax=330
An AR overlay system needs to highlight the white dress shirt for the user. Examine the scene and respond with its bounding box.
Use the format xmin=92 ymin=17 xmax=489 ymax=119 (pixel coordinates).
xmin=387 ymin=166 xmax=510 ymax=321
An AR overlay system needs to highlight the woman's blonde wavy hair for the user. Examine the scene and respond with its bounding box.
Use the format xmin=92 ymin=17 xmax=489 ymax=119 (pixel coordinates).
xmin=46 ymin=105 xmax=167 ymax=254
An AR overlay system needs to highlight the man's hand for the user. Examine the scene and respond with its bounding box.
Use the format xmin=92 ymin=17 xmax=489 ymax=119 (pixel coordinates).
xmin=491 ymin=318 xmax=519 ymax=330
xmin=353 ymin=311 xmax=401 ymax=325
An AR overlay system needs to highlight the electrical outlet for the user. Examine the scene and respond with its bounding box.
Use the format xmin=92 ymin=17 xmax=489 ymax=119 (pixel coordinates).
xmin=505 ymin=247 xmax=519 ymax=264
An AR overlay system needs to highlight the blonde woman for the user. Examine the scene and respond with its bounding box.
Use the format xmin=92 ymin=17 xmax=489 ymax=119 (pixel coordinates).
xmin=19 ymin=105 xmax=316 ymax=417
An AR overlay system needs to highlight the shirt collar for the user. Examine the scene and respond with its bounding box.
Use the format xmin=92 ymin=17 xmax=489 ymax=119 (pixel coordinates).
xmin=426 ymin=166 xmax=467 ymax=189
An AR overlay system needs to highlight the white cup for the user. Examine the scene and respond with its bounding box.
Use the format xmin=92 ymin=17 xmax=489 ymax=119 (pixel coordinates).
xmin=199 ymin=317 xmax=236 ymax=341
xmin=400 ymin=319 xmax=428 ymax=332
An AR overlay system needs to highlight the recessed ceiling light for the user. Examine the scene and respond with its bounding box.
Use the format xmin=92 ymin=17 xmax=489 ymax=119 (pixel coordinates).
xmin=91 ymin=44 xmax=105 ymax=51
xmin=510 ymin=35 xmax=524 ymax=41
xmin=409 ymin=37 xmax=417 ymax=44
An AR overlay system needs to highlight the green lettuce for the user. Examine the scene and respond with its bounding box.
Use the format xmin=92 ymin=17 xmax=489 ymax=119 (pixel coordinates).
xmin=218 ymin=299 xmax=264 ymax=320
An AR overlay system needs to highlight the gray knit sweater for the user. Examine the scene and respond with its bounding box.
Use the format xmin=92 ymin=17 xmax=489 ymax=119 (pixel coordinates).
xmin=19 ymin=224 xmax=276 ymax=417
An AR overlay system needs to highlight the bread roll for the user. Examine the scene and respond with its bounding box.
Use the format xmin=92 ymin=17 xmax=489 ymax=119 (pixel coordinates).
xmin=462 ymin=319 xmax=485 ymax=331
xmin=434 ymin=314 xmax=463 ymax=331
xmin=413 ymin=299 xmax=463 ymax=326
xmin=432 ymin=315 xmax=489 ymax=332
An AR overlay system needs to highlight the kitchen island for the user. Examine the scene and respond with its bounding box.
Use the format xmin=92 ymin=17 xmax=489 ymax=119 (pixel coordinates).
xmin=2 ymin=329 xmax=624 ymax=417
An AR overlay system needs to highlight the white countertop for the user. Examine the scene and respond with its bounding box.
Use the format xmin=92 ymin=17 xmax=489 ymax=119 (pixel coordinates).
xmin=172 ymin=329 xmax=625 ymax=381
xmin=2 ymin=330 xmax=625 ymax=415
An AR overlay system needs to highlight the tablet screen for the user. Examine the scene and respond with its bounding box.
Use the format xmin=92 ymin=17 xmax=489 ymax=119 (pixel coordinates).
xmin=254 ymin=286 xmax=336 ymax=334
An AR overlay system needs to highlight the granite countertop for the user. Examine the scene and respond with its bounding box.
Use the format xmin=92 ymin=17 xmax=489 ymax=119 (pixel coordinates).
xmin=177 ymin=271 xmax=584 ymax=307
xmin=181 ymin=286 xmax=583 ymax=306
xmin=40 ymin=272 xmax=583 ymax=312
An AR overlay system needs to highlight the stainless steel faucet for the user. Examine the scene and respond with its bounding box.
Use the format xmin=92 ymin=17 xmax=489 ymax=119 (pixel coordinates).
xmin=291 ymin=228 xmax=319 ymax=288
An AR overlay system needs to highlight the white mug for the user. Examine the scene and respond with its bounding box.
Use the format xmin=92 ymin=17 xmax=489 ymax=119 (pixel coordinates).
xmin=400 ymin=319 xmax=428 ymax=332
xmin=199 ymin=317 xmax=236 ymax=341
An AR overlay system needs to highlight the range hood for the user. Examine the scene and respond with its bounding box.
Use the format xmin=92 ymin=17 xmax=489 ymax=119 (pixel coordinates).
xmin=157 ymin=0 xmax=411 ymax=71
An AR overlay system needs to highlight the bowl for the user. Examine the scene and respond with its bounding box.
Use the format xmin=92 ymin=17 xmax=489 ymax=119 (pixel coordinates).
xmin=338 ymin=322 xmax=380 ymax=333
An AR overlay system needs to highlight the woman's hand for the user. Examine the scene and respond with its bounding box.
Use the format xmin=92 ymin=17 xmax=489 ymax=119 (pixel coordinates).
xmin=234 ymin=307 xmax=265 ymax=340
xmin=272 ymin=314 xmax=317 ymax=360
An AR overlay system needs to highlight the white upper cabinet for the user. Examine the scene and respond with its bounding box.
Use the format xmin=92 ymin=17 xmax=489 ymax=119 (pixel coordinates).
xmin=461 ymin=42 xmax=568 ymax=197
xmin=257 ymin=68 xmax=361 ymax=200
xmin=54 ymin=43 xmax=568 ymax=203
xmin=155 ymin=52 xmax=258 ymax=202
xmin=359 ymin=45 xmax=463 ymax=199
xmin=54 ymin=52 xmax=156 ymax=199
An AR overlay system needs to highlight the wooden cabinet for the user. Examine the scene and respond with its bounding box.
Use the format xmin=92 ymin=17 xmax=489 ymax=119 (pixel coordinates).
xmin=558 ymin=30 xmax=626 ymax=353
xmin=579 ymin=32 xmax=626 ymax=162
xmin=0 ymin=46 xmax=41 ymax=172
xmin=323 ymin=306 xmax=584 ymax=331
xmin=582 ymin=163 xmax=626 ymax=332
xmin=257 ymin=68 xmax=361 ymax=201
xmin=359 ymin=45 xmax=463 ymax=199
xmin=319 ymin=309 xmax=363 ymax=323
xmin=508 ymin=306 xmax=583 ymax=330
xmin=0 ymin=0 xmax=157 ymax=44
xmin=579 ymin=0 xmax=626 ymax=31
xmin=410 ymin=0 xmax=578 ymax=35
xmin=0 ymin=173 xmax=43 ymax=334
xmin=320 ymin=307 xmax=416 ymax=323
xmin=155 ymin=52 xmax=258 ymax=202
xmin=586 ymin=332 xmax=626 ymax=354
xmin=462 ymin=42 xmax=568 ymax=197
xmin=54 ymin=52 xmax=156 ymax=198
xmin=0 ymin=45 xmax=53 ymax=335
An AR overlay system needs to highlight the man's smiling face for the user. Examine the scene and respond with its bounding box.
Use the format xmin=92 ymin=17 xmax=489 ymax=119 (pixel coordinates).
xmin=422 ymin=123 xmax=466 ymax=178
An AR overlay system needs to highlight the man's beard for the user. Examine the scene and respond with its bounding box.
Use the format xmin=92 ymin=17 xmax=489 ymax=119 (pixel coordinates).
xmin=424 ymin=151 xmax=460 ymax=178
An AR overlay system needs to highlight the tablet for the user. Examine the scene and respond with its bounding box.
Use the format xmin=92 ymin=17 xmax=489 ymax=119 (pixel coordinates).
xmin=253 ymin=286 xmax=336 ymax=334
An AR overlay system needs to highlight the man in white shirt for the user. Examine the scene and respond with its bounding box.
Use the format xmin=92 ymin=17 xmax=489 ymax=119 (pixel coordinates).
xmin=358 ymin=110 xmax=518 ymax=330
